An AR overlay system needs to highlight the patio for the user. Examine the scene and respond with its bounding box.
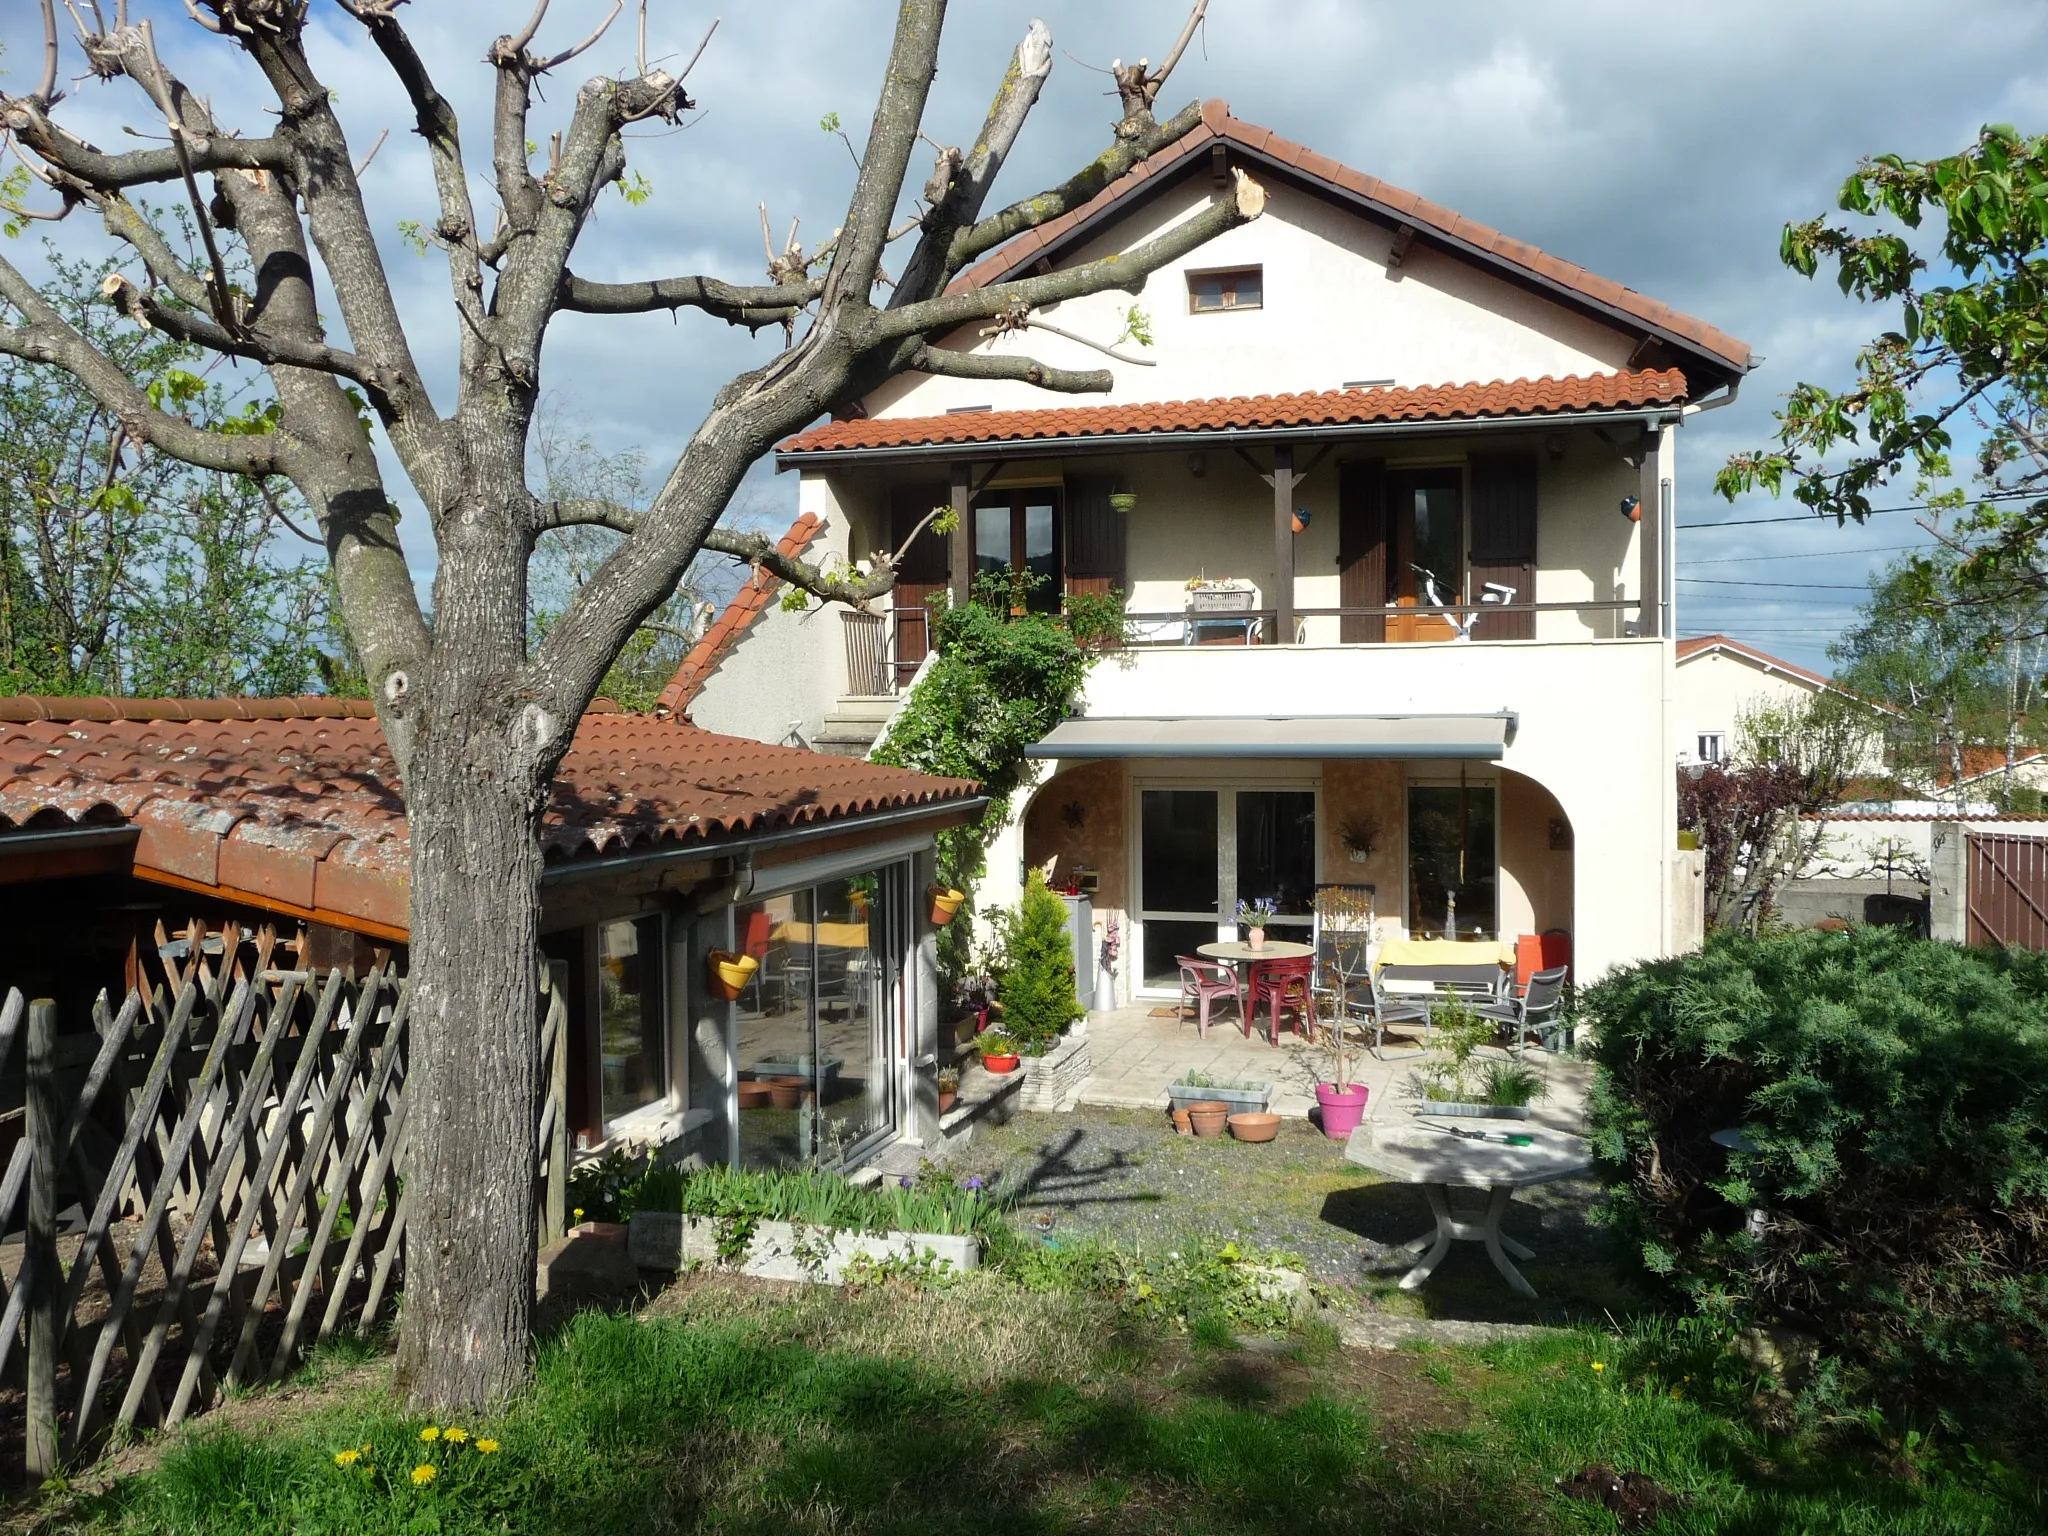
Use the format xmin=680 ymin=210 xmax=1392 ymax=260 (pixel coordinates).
xmin=1065 ymin=1003 xmax=1592 ymax=1132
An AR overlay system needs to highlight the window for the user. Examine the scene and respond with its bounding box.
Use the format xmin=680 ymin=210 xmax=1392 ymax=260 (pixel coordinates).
xmin=598 ymin=916 xmax=664 ymax=1127
xmin=1696 ymin=732 xmax=1725 ymax=764
xmin=972 ymin=488 xmax=1061 ymax=612
xmin=1135 ymin=784 xmax=1317 ymax=990
xmin=1407 ymin=784 xmax=1498 ymax=941
xmin=1187 ymin=265 xmax=1263 ymax=313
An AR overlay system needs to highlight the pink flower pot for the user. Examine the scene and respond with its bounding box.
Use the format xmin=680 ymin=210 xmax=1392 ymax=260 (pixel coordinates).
xmin=1315 ymin=1082 xmax=1369 ymax=1140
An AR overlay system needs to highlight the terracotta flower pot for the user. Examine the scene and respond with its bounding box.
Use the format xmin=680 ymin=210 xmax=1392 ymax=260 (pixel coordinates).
xmin=1187 ymin=1099 xmax=1230 ymax=1138
xmin=1171 ymin=1107 xmax=1194 ymax=1136
xmin=929 ymin=887 xmax=965 ymax=927
xmin=938 ymin=1089 xmax=958 ymax=1113
xmin=706 ymin=950 xmax=758 ymax=1000
xmin=736 ymin=1081 xmax=771 ymax=1109
xmin=1315 ymin=1082 xmax=1369 ymax=1140
xmin=1228 ymin=1111 xmax=1281 ymax=1143
xmin=982 ymin=1053 xmax=1020 ymax=1075
xmin=768 ymin=1075 xmax=811 ymax=1110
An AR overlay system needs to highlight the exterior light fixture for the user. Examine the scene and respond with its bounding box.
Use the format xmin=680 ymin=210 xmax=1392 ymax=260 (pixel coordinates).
xmin=1187 ymin=452 xmax=1207 ymax=478
xmin=1620 ymin=495 xmax=1642 ymax=523
xmin=1290 ymin=506 xmax=1312 ymax=533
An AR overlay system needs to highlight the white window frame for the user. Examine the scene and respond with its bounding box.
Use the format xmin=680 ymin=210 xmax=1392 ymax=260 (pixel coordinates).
xmin=1696 ymin=732 xmax=1725 ymax=764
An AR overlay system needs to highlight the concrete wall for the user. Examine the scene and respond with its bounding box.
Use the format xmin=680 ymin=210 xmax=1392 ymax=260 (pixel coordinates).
xmin=862 ymin=179 xmax=1635 ymax=417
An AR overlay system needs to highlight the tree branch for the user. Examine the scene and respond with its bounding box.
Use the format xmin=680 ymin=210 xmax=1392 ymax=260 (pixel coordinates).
xmin=907 ymin=343 xmax=1111 ymax=394
xmin=98 ymin=271 xmax=388 ymax=394
xmin=555 ymin=269 xmax=819 ymax=328
xmin=702 ymin=527 xmax=902 ymax=607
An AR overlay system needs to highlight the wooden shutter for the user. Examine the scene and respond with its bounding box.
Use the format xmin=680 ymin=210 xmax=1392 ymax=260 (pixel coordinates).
xmin=1337 ymin=459 xmax=1389 ymax=643
xmin=1468 ymin=452 xmax=1538 ymax=641
xmin=1064 ymin=474 xmax=1126 ymax=598
xmin=889 ymin=481 xmax=950 ymax=676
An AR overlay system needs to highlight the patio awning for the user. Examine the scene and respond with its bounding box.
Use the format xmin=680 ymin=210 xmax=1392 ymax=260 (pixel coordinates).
xmin=1022 ymin=713 xmax=1516 ymax=760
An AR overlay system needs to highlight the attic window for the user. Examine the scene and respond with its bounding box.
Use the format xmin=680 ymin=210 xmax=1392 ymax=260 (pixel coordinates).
xmin=1187 ymin=265 xmax=1262 ymax=313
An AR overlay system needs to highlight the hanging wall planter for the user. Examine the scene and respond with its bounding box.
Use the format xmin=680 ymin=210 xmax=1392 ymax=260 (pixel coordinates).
xmin=706 ymin=950 xmax=758 ymax=1001
xmin=1108 ymin=490 xmax=1139 ymax=515
xmin=929 ymin=887 xmax=966 ymax=927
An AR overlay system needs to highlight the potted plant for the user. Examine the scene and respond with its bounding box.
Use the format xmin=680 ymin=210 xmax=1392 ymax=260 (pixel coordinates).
xmin=979 ymin=1031 xmax=1021 ymax=1074
xmin=1108 ymin=488 xmax=1138 ymax=514
xmin=937 ymin=1069 xmax=959 ymax=1114
xmin=706 ymin=949 xmax=758 ymax=1001
xmin=1166 ymin=1069 xmax=1273 ymax=1116
xmin=996 ymin=871 xmax=1085 ymax=1055
xmin=1409 ymin=1002 xmax=1543 ymax=1119
xmin=929 ymin=886 xmax=965 ymax=926
xmin=1092 ymin=915 xmax=1120 ymax=1012
xmin=1312 ymin=997 xmax=1371 ymax=1140
xmin=1339 ymin=815 xmax=1380 ymax=865
xmin=1235 ymin=897 xmax=1278 ymax=950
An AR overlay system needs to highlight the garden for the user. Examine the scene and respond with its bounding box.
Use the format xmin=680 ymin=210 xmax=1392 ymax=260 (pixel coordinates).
xmin=16 ymin=927 xmax=2048 ymax=1533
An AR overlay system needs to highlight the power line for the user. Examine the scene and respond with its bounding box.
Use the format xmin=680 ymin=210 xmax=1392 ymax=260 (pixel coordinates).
xmin=1682 ymin=543 xmax=1933 ymax=566
xmin=1678 ymin=577 xmax=1871 ymax=590
xmin=1678 ymin=486 xmax=2042 ymax=532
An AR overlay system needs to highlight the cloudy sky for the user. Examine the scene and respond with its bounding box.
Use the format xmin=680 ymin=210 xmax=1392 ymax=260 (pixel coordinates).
xmin=6 ymin=0 xmax=2045 ymax=670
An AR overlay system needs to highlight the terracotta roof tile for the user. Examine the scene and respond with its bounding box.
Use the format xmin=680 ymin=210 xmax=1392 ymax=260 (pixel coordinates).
xmin=655 ymin=512 xmax=823 ymax=713
xmin=945 ymin=106 xmax=1743 ymax=372
xmin=0 ymin=692 xmax=976 ymax=935
xmin=782 ymin=369 xmax=1687 ymax=455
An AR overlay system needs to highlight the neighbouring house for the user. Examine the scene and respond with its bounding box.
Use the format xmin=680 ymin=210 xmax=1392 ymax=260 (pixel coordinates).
xmin=1673 ymin=634 xmax=1863 ymax=768
xmin=685 ymin=100 xmax=1758 ymax=989
xmin=0 ymin=695 xmax=981 ymax=1171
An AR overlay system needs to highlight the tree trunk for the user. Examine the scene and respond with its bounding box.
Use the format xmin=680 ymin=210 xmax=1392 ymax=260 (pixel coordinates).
xmin=392 ymin=729 xmax=545 ymax=1409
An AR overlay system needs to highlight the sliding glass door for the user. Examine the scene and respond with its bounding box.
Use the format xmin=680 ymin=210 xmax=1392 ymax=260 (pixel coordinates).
xmin=1407 ymin=784 xmax=1498 ymax=939
xmin=1136 ymin=784 xmax=1318 ymax=991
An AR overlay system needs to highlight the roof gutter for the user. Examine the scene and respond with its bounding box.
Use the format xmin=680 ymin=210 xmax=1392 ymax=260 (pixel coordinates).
xmin=776 ymin=405 xmax=1685 ymax=471
xmin=538 ymin=794 xmax=989 ymax=887
xmin=0 ymin=824 xmax=140 ymax=856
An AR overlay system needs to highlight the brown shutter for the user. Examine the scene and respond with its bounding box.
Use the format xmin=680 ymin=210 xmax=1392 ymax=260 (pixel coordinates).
xmin=1337 ymin=459 xmax=1388 ymax=643
xmin=1468 ymin=452 xmax=1538 ymax=641
xmin=1063 ymin=473 xmax=1126 ymax=598
xmin=889 ymin=481 xmax=950 ymax=676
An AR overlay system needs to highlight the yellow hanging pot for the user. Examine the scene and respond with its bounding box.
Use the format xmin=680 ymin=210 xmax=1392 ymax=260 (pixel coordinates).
xmin=706 ymin=950 xmax=758 ymax=1000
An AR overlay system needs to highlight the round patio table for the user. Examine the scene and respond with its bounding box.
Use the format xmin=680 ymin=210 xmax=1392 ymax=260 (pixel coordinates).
xmin=1195 ymin=939 xmax=1314 ymax=964
xmin=1342 ymin=1121 xmax=1591 ymax=1299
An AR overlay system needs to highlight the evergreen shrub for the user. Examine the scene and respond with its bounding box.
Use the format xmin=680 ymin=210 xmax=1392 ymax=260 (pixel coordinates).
xmin=1584 ymin=925 xmax=2048 ymax=1433
xmin=997 ymin=869 xmax=1085 ymax=1053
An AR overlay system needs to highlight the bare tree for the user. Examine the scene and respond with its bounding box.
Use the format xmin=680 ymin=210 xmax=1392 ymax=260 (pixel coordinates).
xmin=0 ymin=0 xmax=1258 ymax=1407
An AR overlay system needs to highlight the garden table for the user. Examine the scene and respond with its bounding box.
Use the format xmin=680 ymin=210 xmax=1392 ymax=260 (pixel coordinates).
xmin=1195 ymin=939 xmax=1315 ymax=964
xmin=1342 ymin=1121 xmax=1591 ymax=1299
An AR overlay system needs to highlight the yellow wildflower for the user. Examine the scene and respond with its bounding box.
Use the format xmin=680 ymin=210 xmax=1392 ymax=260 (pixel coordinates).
xmin=1590 ymin=1362 xmax=1605 ymax=1373
xmin=1671 ymin=1387 xmax=1685 ymax=1400
xmin=419 ymin=1426 xmax=441 ymax=1443
xmin=443 ymin=1427 xmax=469 ymax=1444
xmin=475 ymin=1438 xmax=500 ymax=1455
xmin=333 ymin=1449 xmax=360 ymax=1467
xmin=411 ymin=1464 xmax=437 ymax=1486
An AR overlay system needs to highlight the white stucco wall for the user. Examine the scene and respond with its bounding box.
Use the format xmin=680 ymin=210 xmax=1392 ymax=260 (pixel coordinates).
xmin=684 ymin=478 xmax=853 ymax=748
xmin=1673 ymin=647 xmax=1824 ymax=766
xmin=862 ymin=179 xmax=1637 ymax=418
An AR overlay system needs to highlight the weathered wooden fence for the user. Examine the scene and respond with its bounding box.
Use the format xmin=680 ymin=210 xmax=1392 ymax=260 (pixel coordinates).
xmin=0 ymin=920 xmax=569 ymax=1479
xmin=1967 ymin=831 xmax=2048 ymax=949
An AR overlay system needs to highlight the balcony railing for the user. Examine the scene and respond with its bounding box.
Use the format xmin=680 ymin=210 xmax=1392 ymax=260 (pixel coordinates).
xmin=1123 ymin=599 xmax=1645 ymax=646
xmin=841 ymin=607 xmax=939 ymax=695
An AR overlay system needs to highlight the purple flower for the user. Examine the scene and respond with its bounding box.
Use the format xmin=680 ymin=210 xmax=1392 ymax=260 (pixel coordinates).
xmin=964 ymin=1176 xmax=983 ymax=1191
xmin=899 ymin=1176 xmax=913 ymax=1189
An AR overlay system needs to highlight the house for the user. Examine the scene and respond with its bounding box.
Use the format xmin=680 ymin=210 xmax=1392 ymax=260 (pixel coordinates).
xmin=1673 ymin=634 xmax=1859 ymax=767
xmin=0 ymin=695 xmax=981 ymax=1171
xmin=685 ymin=101 xmax=1757 ymax=990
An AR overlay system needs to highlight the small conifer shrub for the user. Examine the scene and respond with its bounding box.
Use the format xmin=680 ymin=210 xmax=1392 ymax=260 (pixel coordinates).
xmin=997 ymin=870 xmax=1085 ymax=1053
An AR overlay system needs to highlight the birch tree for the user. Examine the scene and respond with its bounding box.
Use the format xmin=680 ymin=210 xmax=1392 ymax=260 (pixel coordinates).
xmin=0 ymin=0 xmax=1257 ymax=1408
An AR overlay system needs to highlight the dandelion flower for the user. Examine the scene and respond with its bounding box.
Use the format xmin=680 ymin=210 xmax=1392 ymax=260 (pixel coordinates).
xmin=1591 ymin=1362 xmax=1605 ymax=1373
xmin=419 ymin=1426 xmax=441 ymax=1443
xmin=443 ymin=1427 xmax=469 ymax=1445
xmin=475 ymin=1439 xmax=500 ymax=1455
xmin=333 ymin=1449 xmax=360 ymax=1467
xmin=573 ymin=1207 xmax=585 ymax=1222
xmin=411 ymin=1464 xmax=437 ymax=1486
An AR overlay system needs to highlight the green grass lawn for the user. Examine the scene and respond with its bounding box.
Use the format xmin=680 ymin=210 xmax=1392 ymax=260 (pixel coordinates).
xmin=45 ymin=1273 xmax=2040 ymax=1536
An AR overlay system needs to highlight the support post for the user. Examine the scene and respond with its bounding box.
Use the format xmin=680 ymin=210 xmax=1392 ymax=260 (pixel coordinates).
xmin=1272 ymin=444 xmax=1296 ymax=644
xmin=1637 ymin=433 xmax=1663 ymax=638
xmin=948 ymin=462 xmax=972 ymax=607
xmin=26 ymin=998 xmax=59 ymax=1482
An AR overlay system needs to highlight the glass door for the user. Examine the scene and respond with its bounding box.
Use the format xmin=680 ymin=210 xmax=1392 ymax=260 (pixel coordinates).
xmin=1407 ymin=783 xmax=1498 ymax=939
xmin=814 ymin=873 xmax=893 ymax=1162
xmin=1136 ymin=784 xmax=1320 ymax=992
xmin=973 ymin=488 xmax=1061 ymax=612
xmin=1235 ymin=791 xmax=1317 ymax=938
xmin=1389 ymin=468 xmax=1464 ymax=642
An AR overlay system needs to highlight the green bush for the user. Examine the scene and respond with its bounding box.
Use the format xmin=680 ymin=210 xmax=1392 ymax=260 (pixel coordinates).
xmin=1583 ymin=926 xmax=2048 ymax=1435
xmin=996 ymin=869 xmax=1084 ymax=1053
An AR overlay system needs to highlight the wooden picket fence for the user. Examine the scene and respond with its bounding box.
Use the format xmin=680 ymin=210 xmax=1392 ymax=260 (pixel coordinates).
xmin=0 ymin=920 xmax=570 ymax=1480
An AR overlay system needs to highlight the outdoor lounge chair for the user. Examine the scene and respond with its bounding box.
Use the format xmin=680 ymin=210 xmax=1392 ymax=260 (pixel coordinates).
xmin=1176 ymin=955 xmax=1244 ymax=1038
xmin=1475 ymin=964 xmax=1570 ymax=1055
xmin=1363 ymin=967 xmax=1434 ymax=1061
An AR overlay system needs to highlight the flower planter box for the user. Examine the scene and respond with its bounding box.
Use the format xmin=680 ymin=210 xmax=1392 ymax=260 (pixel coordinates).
xmin=1167 ymin=1081 xmax=1273 ymax=1115
xmin=1017 ymin=1029 xmax=1093 ymax=1112
xmin=1420 ymin=1101 xmax=1533 ymax=1120
xmin=628 ymin=1211 xmax=980 ymax=1282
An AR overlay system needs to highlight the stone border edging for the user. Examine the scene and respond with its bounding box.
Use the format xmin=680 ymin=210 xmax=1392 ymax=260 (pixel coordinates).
xmin=627 ymin=1211 xmax=979 ymax=1282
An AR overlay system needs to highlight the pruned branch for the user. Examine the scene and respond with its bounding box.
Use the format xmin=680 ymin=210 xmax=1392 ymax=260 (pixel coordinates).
xmin=98 ymin=271 xmax=389 ymax=395
xmin=1112 ymin=0 xmax=1208 ymax=125
xmin=702 ymin=526 xmax=901 ymax=608
xmin=556 ymin=269 xmax=819 ymax=328
xmin=908 ymin=343 xmax=1112 ymax=394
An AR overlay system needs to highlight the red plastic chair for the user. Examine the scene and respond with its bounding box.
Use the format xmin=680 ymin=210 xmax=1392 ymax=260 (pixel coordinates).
xmin=1176 ymin=955 xmax=1243 ymax=1038
xmin=1247 ymin=956 xmax=1316 ymax=1046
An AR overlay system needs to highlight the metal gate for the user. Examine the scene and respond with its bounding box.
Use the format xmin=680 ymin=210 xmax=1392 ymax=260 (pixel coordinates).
xmin=1966 ymin=831 xmax=2048 ymax=948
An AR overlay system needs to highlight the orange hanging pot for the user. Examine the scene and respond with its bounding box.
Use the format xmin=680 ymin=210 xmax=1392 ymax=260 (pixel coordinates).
xmin=706 ymin=950 xmax=758 ymax=1001
xmin=928 ymin=887 xmax=966 ymax=927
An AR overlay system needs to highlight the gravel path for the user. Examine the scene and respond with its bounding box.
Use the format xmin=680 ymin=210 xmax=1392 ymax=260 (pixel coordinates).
xmin=952 ymin=1106 xmax=1631 ymax=1323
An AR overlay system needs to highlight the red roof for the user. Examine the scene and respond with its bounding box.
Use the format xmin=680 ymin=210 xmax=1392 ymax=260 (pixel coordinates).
xmin=1675 ymin=634 xmax=1834 ymax=693
xmin=782 ymin=369 xmax=1686 ymax=456
xmin=658 ymin=512 xmax=822 ymax=714
xmin=949 ymin=101 xmax=1749 ymax=372
xmin=0 ymin=696 xmax=977 ymax=936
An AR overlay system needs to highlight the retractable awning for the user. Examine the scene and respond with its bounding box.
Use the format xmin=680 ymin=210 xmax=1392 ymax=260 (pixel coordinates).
xmin=1022 ymin=713 xmax=1516 ymax=760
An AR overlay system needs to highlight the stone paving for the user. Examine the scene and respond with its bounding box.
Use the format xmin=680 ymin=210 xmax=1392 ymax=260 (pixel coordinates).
xmin=1070 ymin=1002 xmax=1590 ymax=1134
